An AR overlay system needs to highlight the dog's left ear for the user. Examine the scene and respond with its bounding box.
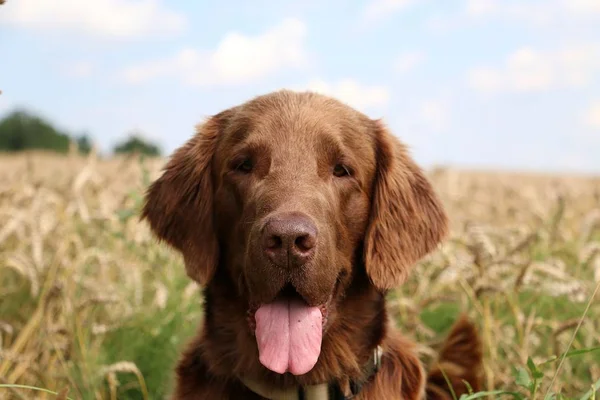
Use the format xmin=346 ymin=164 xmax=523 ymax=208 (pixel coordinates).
xmin=141 ymin=112 xmax=227 ymax=286
xmin=364 ymin=120 xmax=449 ymax=290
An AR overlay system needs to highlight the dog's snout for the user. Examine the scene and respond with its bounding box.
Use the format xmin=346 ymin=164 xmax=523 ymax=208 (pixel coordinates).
xmin=262 ymin=212 xmax=317 ymax=269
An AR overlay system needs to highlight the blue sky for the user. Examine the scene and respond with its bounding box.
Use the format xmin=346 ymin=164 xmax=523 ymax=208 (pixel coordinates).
xmin=1 ymin=0 xmax=599 ymax=173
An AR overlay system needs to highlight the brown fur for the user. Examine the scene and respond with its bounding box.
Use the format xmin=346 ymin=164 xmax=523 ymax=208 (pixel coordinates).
xmin=425 ymin=315 xmax=484 ymax=400
xmin=142 ymin=90 xmax=483 ymax=399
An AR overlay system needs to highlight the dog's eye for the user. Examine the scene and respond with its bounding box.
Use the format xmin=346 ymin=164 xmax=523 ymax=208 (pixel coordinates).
xmin=333 ymin=164 xmax=350 ymax=177
xmin=235 ymin=159 xmax=253 ymax=173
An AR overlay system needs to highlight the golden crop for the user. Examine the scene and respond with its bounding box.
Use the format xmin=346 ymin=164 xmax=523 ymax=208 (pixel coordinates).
xmin=0 ymin=151 xmax=598 ymax=399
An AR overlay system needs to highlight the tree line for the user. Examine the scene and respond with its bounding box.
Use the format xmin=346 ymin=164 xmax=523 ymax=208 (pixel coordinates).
xmin=0 ymin=108 xmax=162 ymax=156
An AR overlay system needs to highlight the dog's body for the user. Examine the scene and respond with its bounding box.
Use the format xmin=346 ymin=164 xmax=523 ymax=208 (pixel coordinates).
xmin=142 ymin=90 xmax=483 ymax=399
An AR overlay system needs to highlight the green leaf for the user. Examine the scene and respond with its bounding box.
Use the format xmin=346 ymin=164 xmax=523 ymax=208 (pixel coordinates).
xmin=527 ymin=356 xmax=544 ymax=379
xmin=541 ymin=346 xmax=600 ymax=366
xmin=514 ymin=367 xmax=532 ymax=390
xmin=561 ymin=346 xmax=600 ymax=358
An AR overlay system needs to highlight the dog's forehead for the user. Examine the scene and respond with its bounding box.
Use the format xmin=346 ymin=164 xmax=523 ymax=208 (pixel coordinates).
xmin=224 ymin=91 xmax=376 ymax=153
xmin=242 ymin=90 xmax=365 ymax=125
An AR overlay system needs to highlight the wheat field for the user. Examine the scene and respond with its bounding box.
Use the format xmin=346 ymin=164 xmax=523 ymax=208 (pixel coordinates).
xmin=0 ymin=151 xmax=599 ymax=400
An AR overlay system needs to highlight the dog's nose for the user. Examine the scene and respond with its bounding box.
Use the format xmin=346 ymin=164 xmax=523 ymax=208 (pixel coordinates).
xmin=262 ymin=212 xmax=317 ymax=269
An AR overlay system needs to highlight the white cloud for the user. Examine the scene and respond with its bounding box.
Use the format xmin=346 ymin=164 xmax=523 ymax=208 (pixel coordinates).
xmin=429 ymin=0 xmax=600 ymax=31
xmin=122 ymin=18 xmax=308 ymax=86
xmin=394 ymin=51 xmax=426 ymax=74
xmin=583 ymin=101 xmax=600 ymax=130
xmin=293 ymin=79 xmax=390 ymax=112
xmin=566 ymin=0 xmax=600 ymax=15
xmin=363 ymin=0 xmax=418 ymax=22
xmin=468 ymin=45 xmax=600 ymax=93
xmin=465 ymin=0 xmax=497 ymax=17
xmin=61 ymin=61 xmax=94 ymax=78
xmin=465 ymin=0 xmax=555 ymax=24
xmin=0 ymin=0 xmax=186 ymax=39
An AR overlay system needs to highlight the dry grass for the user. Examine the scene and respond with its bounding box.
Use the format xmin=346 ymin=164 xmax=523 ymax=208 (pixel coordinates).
xmin=0 ymin=151 xmax=599 ymax=399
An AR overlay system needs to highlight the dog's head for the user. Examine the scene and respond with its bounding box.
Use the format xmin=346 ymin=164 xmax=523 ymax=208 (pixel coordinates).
xmin=142 ymin=90 xmax=448 ymax=376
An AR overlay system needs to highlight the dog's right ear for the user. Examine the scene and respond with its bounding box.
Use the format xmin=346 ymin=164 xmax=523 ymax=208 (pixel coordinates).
xmin=363 ymin=120 xmax=448 ymax=291
xmin=141 ymin=113 xmax=224 ymax=285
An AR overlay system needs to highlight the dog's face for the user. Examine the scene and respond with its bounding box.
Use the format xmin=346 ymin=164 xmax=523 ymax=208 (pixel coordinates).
xmin=142 ymin=90 xmax=448 ymax=376
xmin=212 ymin=94 xmax=375 ymax=308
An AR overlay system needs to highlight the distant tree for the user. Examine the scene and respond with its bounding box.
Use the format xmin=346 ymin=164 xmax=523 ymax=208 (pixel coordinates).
xmin=113 ymin=133 xmax=161 ymax=157
xmin=76 ymin=134 xmax=93 ymax=154
xmin=0 ymin=109 xmax=71 ymax=153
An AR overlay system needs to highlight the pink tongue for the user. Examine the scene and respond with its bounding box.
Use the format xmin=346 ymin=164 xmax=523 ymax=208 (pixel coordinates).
xmin=254 ymin=297 xmax=322 ymax=375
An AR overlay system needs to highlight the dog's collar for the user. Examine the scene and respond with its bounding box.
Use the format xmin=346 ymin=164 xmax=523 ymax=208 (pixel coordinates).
xmin=239 ymin=345 xmax=383 ymax=400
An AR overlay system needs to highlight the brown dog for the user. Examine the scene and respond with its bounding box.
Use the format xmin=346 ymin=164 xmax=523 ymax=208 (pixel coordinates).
xmin=142 ymin=90 xmax=483 ymax=399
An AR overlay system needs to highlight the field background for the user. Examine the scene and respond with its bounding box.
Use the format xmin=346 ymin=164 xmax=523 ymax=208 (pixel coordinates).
xmin=0 ymin=151 xmax=599 ymax=400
